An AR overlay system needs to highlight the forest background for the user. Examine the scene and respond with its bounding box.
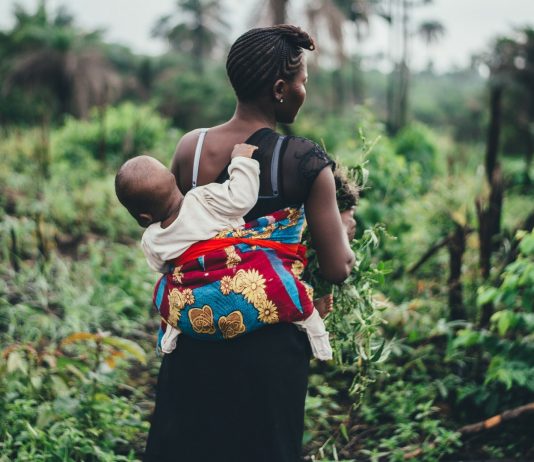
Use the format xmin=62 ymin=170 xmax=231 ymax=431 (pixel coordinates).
xmin=0 ymin=0 xmax=533 ymax=461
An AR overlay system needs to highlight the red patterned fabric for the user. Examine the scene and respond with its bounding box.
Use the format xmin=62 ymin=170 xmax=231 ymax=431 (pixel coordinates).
xmin=153 ymin=207 xmax=314 ymax=342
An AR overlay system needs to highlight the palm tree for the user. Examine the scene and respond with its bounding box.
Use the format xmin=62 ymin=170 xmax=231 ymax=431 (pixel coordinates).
xmin=418 ymin=20 xmax=445 ymax=45
xmin=3 ymin=2 xmax=121 ymax=119
xmin=2 ymin=2 xmax=122 ymax=170
xmin=384 ymin=0 xmax=443 ymax=134
xmin=152 ymin=0 xmax=229 ymax=73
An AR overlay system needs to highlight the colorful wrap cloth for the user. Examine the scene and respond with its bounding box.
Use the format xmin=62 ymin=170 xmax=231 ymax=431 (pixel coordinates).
xmin=153 ymin=207 xmax=315 ymax=344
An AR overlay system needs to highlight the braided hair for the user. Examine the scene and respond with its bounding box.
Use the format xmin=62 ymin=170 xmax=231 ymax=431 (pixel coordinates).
xmin=226 ymin=25 xmax=316 ymax=101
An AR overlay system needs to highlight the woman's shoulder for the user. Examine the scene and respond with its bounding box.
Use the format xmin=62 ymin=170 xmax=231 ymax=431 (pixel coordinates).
xmin=173 ymin=129 xmax=205 ymax=160
xmin=284 ymin=134 xmax=323 ymax=150
xmin=170 ymin=128 xmax=209 ymax=180
xmin=282 ymin=134 xmax=335 ymax=180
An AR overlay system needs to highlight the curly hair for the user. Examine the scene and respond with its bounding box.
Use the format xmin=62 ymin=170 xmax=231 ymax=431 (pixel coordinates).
xmin=226 ymin=25 xmax=316 ymax=101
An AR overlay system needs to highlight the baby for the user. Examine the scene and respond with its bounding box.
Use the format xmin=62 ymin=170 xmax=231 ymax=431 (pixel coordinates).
xmin=115 ymin=144 xmax=333 ymax=359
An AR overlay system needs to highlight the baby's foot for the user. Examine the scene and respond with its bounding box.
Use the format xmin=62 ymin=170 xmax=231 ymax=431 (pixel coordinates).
xmin=314 ymin=294 xmax=333 ymax=319
xmin=231 ymin=143 xmax=258 ymax=159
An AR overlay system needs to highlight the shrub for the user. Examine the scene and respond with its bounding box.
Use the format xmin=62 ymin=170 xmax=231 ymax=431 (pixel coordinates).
xmin=394 ymin=123 xmax=441 ymax=188
xmin=53 ymin=103 xmax=178 ymax=168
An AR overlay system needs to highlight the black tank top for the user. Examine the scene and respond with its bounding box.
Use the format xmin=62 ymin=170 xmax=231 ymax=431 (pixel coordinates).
xmin=210 ymin=127 xmax=334 ymax=221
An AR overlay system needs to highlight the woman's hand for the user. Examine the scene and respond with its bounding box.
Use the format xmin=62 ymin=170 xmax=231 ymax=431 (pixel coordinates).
xmin=340 ymin=206 xmax=356 ymax=241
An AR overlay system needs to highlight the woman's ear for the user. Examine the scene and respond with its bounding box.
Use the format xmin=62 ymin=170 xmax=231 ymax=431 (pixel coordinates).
xmin=272 ymin=79 xmax=286 ymax=102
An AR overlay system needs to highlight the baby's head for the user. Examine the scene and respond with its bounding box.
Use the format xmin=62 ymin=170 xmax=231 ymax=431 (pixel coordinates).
xmin=115 ymin=155 xmax=182 ymax=227
xmin=334 ymin=167 xmax=360 ymax=212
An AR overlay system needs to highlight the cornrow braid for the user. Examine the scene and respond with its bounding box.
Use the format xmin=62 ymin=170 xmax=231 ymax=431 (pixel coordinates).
xmin=226 ymin=25 xmax=316 ymax=101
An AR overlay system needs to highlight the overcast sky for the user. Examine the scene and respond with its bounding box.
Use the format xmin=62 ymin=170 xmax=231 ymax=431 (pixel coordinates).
xmin=0 ymin=0 xmax=532 ymax=71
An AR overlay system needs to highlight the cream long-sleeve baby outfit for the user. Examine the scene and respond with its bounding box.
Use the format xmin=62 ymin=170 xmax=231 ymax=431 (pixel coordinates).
xmin=141 ymin=156 xmax=332 ymax=360
xmin=141 ymin=156 xmax=260 ymax=273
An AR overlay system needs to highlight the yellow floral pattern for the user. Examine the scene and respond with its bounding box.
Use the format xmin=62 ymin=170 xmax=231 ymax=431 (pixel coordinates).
xmin=220 ymin=276 xmax=233 ymax=295
xmin=286 ymin=207 xmax=300 ymax=226
xmin=291 ymin=260 xmax=304 ymax=278
xmin=224 ymin=246 xmax=241 ymax=268
xmin=168 ymin=305 xmax=181 ymax=326
xmin=256 ymin=299 xmax=279 ymax=324
xmin=172 ymin=265 xmax=184 ymax=283
xmin=231 ymin=269 xmax=267 ymax=306
xmin=168 ymin=288 xmax=195 ymax=326
xmin=189 ymin=305 xmax=216 ymax=335
xmin=305 ymin=284 xmax=314 ymax=302
xmin=218 ymin=311 xmax=246 ymax=339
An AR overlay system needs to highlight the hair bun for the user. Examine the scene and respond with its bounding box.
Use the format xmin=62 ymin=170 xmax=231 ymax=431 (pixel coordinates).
xmin=274 ymin=24 xmax=316 ymax=51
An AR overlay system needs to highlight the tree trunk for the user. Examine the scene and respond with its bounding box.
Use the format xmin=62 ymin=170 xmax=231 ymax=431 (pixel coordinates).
xmin=477 ymin=165 xmax=504 ymax=279
xmin=350 ymin=57 xmax=361 ymax=104
xmin=524 ymin=127 xmax=533 ymax=187
xmin=448 ymin=224 xmax=466 ymax=320
xmin=386 ymin=0 xmax=396 ymax=135
xmin=37 ymin=115 xmax=50 ymax=180
xmin=269 ymin=0 xmax=288 ymax=24
xmin=386 ymin=65 xmax=398 ymax=135
xmin=477 ymin=164 xmax=504 ymax=326
xmin=397 ymin=0 xmax=410 ymax=131
xmin=9 ymin=227 xmax=20 ymax=272
xmin=97 ymin=106 xmax=107 ymax=163
xmin=193 ymin=8 xmax=205 ymax=74
xmin=485 ymin=84 xmax=503 ymax=183
xmin=398 ymin=62 xmax=410 ymax=131
xmin=476 ymin=80 xmax=505 ymax=327
xmin=332 ymin=69 xmax=345 ymax=110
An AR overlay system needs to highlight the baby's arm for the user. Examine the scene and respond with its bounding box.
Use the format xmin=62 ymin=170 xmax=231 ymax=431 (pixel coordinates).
xmin=198 ymin=144 xmax=260 ymax=218
xmin=231 ymin=143 xmax=257 ymax=159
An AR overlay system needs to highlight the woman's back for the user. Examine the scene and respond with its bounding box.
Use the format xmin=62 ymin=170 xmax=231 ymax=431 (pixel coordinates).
xmin=172 ymin=126 xmax=334 ymax=219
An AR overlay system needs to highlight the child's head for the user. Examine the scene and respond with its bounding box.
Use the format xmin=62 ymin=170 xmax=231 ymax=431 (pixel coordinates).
xmin=115 ymin=155 xmax=182 ymax=227
xmin=334 ymin=167 xmax=360 ymax=212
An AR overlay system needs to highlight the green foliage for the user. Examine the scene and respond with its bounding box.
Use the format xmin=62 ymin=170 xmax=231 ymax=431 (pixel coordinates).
xmin=479 ymin=230 xmax=534 ymax=312
xmin=0 ymin=338 xmax=148 ymax=461
xmin=153 ymin=66 xmax=235 ymax=130
xmin=358 ymin=375 xmax=461 ymax=462
xmin=410 ymin=69 xmax=485 ymax=142
xmin=0 ymin=232 xmax=156 ymax=460
xmin=394 ymin=123 xmax=441 ymax=188
xmin=455 ymin=230 xmax=534 ymax=400
xmin=53 ymin=103 xmax=177 ymax=167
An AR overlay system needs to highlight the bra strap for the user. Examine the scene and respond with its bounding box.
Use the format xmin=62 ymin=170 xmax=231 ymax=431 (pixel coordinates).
xmin=191 ymin=128 xmax=208 ymax=189
xmin=270 ymin=135 xmax=285 ymax=197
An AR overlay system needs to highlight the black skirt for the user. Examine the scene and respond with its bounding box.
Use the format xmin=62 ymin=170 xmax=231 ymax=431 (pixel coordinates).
xmin=144 ymin=323 xmax=311 ymax=462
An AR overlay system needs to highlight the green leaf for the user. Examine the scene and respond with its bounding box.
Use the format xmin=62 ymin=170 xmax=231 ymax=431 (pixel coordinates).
xmin=518 ymin=232 xmax=534 ymax=256
xmin=340 ymin=423 xmax=349 ymax=442
xmin=51 ymin=375 xmax=70 ymax=397
xmin=102 ymin=336 xmax=147 ymax=364
xmin=477 ymin=286 xmax=498 ymax=306
xmin=7 ymin=351 xmax=28 ymax=374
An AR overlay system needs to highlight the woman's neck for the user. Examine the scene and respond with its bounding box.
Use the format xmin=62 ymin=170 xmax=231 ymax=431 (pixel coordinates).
xmin=231 ymin=100 xmax=276 ymax=130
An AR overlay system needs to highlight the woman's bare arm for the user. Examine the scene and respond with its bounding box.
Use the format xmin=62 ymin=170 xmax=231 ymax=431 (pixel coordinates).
xmin=305 ymin=167 xmax=355 ymax=284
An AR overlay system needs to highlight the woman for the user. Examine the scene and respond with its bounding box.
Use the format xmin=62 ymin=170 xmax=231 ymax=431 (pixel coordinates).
xmin=144 ymin=25 xmax=355 ymax=462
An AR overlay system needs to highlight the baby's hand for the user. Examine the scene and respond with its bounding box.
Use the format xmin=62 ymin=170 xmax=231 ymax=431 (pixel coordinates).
xmin=314 ymin=294 xmax=333 ymax=319
xmin=231 ymin=143 xmax=258 ymax=159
